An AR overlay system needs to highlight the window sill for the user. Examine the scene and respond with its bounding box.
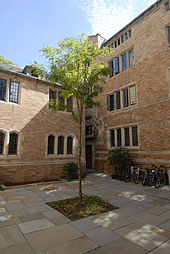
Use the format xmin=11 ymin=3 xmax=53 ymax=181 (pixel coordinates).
xmin=107 ymin=104 xmax=137 ymax=114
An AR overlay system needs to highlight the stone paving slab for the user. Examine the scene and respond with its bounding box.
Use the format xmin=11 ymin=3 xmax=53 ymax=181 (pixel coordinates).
xmin=145 ymin=206 xmax=169 ymax=216
xmin=46 ymin=236 xmax=98 ymax=254
xmin=85 ymin=226 xmax=120 ymax=246
xmin=149 ymin=240 xmax=170 ymax=254
xmin=0 ymin=225 xmax=26 ymax=250
xmin=18 ymin=218 xmax=55 ymax=234
xmin=42 ymin=209 xmax=63 ymax=219
xmin=159 ymin=220 xmax=170 ymax=232
xmin=114 ymin=223 xmax=167 ymax=251
xmin=160 ymin=210 xmax=170 ymax=219
xmin=24 ymin=204 xmax=51 ymax=214
xmin=0 ymin=242 xmax=34 ymax=254
xmin=50 ymin=215 xmax=71 ymax=226
xmin=19 ymin=212 xmax=45 ymax=223
xmin=71 ymin=218 xmax=100 ymax=232
xmin=25 ymin=223 xmax=83 ymax=252
xmin=89 ymin=237 xmax=146 ymax=254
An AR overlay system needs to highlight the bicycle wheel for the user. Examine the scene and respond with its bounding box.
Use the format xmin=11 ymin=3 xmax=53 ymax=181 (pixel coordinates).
xmin=133 ymin=174 xmax=139 ymax=184
xmin=142 ymin=177 xmax=147 ymax=186
xmin=155 ymin=176 xmax=161 ymax=188
xmin=125 ymin=173 xmax=130 ymax=182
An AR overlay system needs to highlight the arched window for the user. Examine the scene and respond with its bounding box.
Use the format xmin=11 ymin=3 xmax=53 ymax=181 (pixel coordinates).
xmin=8 ymin=133 xmax=18 ymax=155
xmin=58 ymin=136 xmax=64 ymax=155
xmin=67 ymin=136 xmax=73 ymax=155
xmin=47 ymin=135 xmax=55 ymax=155
xmin=0 ymin=132 xmax=5 ymax=155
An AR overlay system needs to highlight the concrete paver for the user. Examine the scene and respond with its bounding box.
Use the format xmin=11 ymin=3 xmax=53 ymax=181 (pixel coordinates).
xmin=18 ymin=218 xmax=55 ymax=234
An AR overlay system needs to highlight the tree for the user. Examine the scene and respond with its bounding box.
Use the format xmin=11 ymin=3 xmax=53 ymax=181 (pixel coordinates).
xmin=107 ymin=147 xmax=133 ymax=179
xmin=0 ymin=55 xmax=14 ymax=65
xmin=37 ymin=34 xmax=112 ymax=201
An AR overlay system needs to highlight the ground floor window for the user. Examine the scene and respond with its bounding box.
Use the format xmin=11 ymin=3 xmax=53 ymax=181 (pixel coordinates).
xmin=8 ymin=133 xmax=18 ymax=155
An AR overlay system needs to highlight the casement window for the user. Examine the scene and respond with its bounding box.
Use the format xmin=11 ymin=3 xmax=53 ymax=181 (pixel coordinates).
xmin=110 ymin=129 xmax=115 ymax=147
xmin=168 ymin=26 xmax=170 ymax=47
xmin=0 ymin=78 xmax=7 ymax=101
xmin=123 ymin=88 xmax=129 ymax=107
xmin=107 ymin=84 xmax=136 ymax=111
xmin=58 ymin=92 xmax=65 ymax=111
xmin=129 ymin=85 xmax=136 ymax=105
xmin=122 ymin=53 xmax=127 ymax=71
xmin=86 ymin=125 xmax=93 ymax=136
xmin=9 ymin=81 xmax=19 ymax=103
xmin=109 ymin=61 xmax=114 ymax=77
xmin=165 ymin=2 xmax=170 ymax=11
xmin=58 ymin=136 xmax=64 ymax=154
xmin=107 ymin=90 xmax=120 ymax=111
xmin=118 ymin=38 xmax=120 ymax=46
xmin=129 ymin=30 xmax=132 ymax=38
xmin=129 ymin=49 xmax=134 ymax=67
xmin=121 ymin=36 xmax=124 ymax=43
xmin=132 ymin=126 xmax=138 ymax=146
xmin=125 ymin=33 xmax=128 ymax=40
xmin=117 ymin=128 xmax=122 ymax=147
xmin=0 ymin=132 xmax=5 ymax=155
xmin=113 ymin=57 xmax=119 ymax=75
xmin=67 ymin=136 xmax=73 ymax=155
xmin=8 ymin=133 xmax=18 ymax=155
xmin=109 ymin=125 xmax=139 ymax=148
xmin=49 ymin=90 xmax=56 ymax=109
xmin=124 ymin=127 xmax=130 ymax=146
xmin=47 ymin=135 xmax=55 ymax=155
xmin=114 ymin=41 xmax=117 ymax=48
xmin=67 ymin=96 xmax=73 ymax=112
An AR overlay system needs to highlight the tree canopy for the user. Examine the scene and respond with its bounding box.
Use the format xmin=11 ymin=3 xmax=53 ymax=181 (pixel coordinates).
xmin=0 ymin=55 xmax=14 ymax=65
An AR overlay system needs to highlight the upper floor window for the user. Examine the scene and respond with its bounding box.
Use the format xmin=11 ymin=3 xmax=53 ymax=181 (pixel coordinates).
xmin=107 ymin=84 xmax=136 ymax=112
xmin=124 ymin=127 xmax=130 ymax=146
xmin=58 ymin=92 xmax=65 ymax=111
xmin=129 ymin=30 xmax=132 ymax=38
xmin=49 ymin=90 xmax=56 ymax=109
xmin=47 ymin=135 xmax=55 ymax=155
xmin=132 ymin=126 xmax=138 ymax=146
xmin=67 ymin=96 xmax=73 ymax=112
xmin=67 ymin=136 xmax=73 ymax=155
xmin=121 ymin=36 xmax=124 ymax=43
xmin=8 ymin=133 xmax=18 ymax=155
xmin=0 ymin=132 xmax=5 ymax=155
xmin=168 ymin=26 xmax=170 ymax=47
xmin=129 ymin=49 xmax=134 ymax=67
xmin=0 ymin=78 xmax=7 ymax=101
xmin=118 ymin=38 xmax=120 ymax=46
xmin=125 ymin=33 xmax=128 ymax=40
xmin=117 ymin=128 xmax=122 ymax=147
xmin=122 ymin=53 xmax=127 ymax=71
xmin=113 ymin=57 xmax=119 ymax=75
xmin=58 ymin=136 xmax=64 ymax=155
xmin=165 ymin=2 xmax=170 ymax=11
xmin=114 ymin=41 xmax=117 ymax=48
xmin=86 ymin=125 xmax=93 ymax=136
xmin=9 ymin=81 xmax=19 ymax=103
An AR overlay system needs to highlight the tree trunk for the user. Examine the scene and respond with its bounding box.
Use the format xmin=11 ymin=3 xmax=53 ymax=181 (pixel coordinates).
xmin=78 ymin=117 xmax=82 ymax=201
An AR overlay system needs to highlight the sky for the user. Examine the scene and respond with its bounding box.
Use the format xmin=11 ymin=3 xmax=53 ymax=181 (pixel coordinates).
xmin=0 ymin=0 xmax=156 ymax=67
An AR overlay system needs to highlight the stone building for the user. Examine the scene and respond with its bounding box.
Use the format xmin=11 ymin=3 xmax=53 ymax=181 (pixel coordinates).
xmin=86 ymin=0 xmax=170 ymax=172
xmin=0 ymin=64 xmax=85 ymax=185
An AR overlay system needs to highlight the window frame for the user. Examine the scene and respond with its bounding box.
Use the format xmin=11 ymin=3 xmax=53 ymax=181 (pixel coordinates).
xmin=67 ymin=136 xmax=73 ymax=155
xmin=47 ymin=135 xmax=55 ymax=155
xmin=0 ymin=78 xmax=7 ymax=102
xmin=129 ymin=49 xmax=135 ymax=67
xmin=57 ymin=136 xmax=64 ymax=155
xmin=122 ymin=53 xmax=127 ymax=71
xmin=9 ymin=81 xmax=19 ymax=104
xmin=8 ymin=132 xmax=18 ymax=155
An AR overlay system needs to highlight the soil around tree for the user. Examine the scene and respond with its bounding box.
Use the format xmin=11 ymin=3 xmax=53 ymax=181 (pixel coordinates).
xmin=47 ymin=195 xmax=119 ymax=221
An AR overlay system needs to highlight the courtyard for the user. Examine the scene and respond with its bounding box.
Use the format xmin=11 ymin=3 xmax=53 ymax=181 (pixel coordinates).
xmin=0 ymin=173 xmax=170 ymax=254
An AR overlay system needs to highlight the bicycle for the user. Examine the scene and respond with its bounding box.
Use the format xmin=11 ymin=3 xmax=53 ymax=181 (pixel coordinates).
xmin=154 ymin=165 xmax=169 ymax=188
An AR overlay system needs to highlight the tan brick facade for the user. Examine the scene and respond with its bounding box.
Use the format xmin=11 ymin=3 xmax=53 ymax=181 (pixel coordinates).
xmin=0 ymin=69 xmax=85 ymax=185
xmin=86 ymin=1 xmax=170 ymax=173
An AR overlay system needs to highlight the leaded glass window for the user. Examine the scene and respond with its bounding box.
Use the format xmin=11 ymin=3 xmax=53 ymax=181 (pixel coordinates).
xmin=8 ymin=133 xmax=18 ymax=155
xmin=129 ymin=49 xmax=134 ymax=67
xmin=124 ymin=128 xmax=130 ymax=146
xmin=113 ymin=57 xmax=119 ymax=74
xmin=110 ymin=129 xmax=115 ymax=147
xmin=49 ymin=90 xmax=56 ymax=109
xmin=122 ymin=53 xmax=127 ymax=71
xmin=48 ymin=135 xmax=55 ymax=155
xmin=58 ymin=136 xmax=64 ymax=154
xmin=9 ymin=81 xmax=19 ymax=103
xmin=132 ymin=126 xmax=138 ymax=146
xmin=0 ymin=132 xmax=5 ymax=155
xmin=129 ymin=85 xmax=136 ymax=105
xmin=67 ymin=136 xmax=73 ymax=154
xmin=0 ymin=78 xmax=7 ymax=101
xmin=123 ymin=88 xmax=129 ymax=107
xmin=117 ymin=128 xmax=121 ymax=147
xmin=58 ymin=92 xmax=65 ymax=111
